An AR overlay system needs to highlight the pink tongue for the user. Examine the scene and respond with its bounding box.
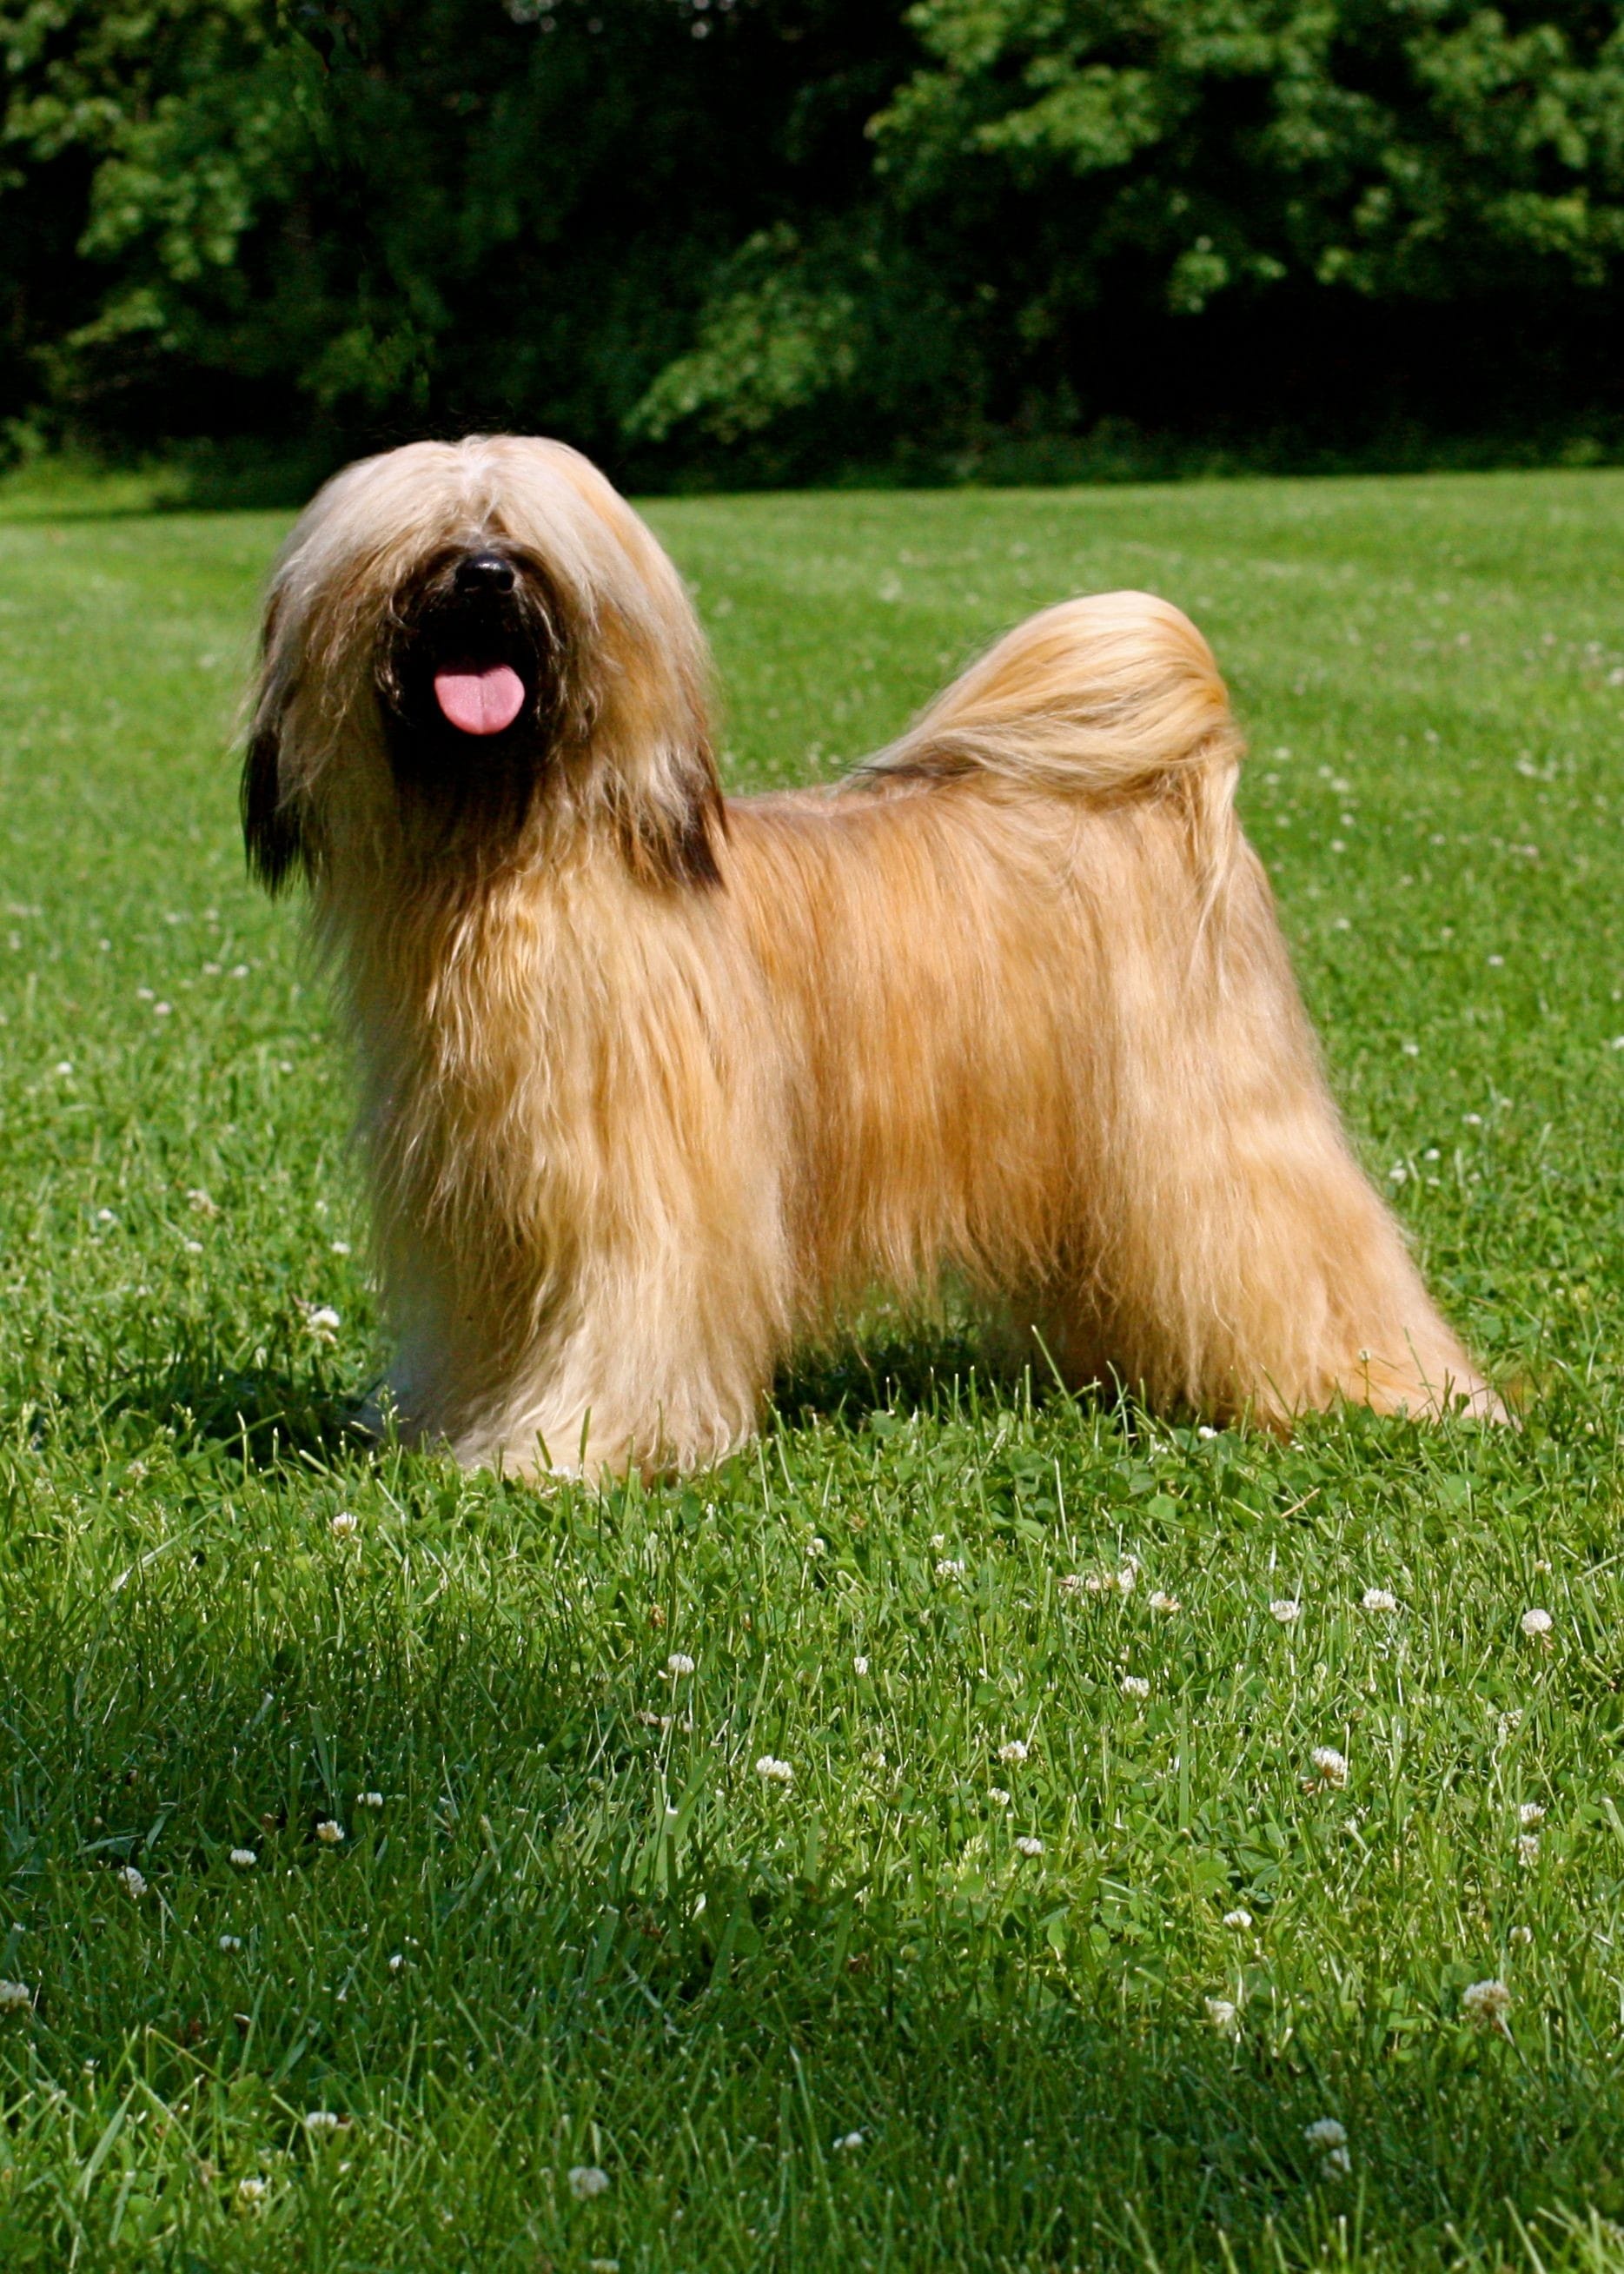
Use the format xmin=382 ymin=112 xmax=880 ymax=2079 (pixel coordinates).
xmin=433 ymin=665 xmax=526 ymax=736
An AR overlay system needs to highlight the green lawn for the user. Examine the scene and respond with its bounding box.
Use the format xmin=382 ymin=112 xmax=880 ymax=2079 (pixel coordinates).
xmin=0 ymin=466 xmax=1622 ymax=2271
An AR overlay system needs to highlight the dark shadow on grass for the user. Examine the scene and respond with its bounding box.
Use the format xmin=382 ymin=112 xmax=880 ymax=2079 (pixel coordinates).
xmin=78 ymin=1336 xmax=375 ymax=1472
xmin=769 ymin=1314 xmax=1126 ymax=1441
xmin=772 ymin=1319 xmax=1017 ymax=1435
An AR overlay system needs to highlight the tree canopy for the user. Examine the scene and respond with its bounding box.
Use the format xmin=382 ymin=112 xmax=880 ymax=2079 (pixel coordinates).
xmin=3 ymin=0 xmax=1621 ymax=482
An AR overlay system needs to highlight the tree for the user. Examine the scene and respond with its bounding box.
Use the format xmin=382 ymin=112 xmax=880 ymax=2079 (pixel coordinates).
xmin=2 ymin=0 xmax=1621 ymax=479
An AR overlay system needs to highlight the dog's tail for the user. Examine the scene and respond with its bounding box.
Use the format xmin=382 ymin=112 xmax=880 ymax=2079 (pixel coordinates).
xmin=861 ymin=590 xmax=1243 ymax=848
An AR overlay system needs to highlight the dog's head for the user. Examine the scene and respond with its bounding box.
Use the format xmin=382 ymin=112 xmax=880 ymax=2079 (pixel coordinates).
xmin=244 ymin=436 xmax=721 ymax=895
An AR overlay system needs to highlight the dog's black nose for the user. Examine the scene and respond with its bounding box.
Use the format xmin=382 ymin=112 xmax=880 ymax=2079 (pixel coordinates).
xmin=454 ymin=553 xmax=516 ymax=594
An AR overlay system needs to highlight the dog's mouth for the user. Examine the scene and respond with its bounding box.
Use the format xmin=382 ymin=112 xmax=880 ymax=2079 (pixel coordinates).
xmin=376 ymin=546 xmax=567 ymax=812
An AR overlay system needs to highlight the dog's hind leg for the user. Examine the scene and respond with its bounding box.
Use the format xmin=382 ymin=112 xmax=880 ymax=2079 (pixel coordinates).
xmin=1052 ymin=832 xmax=1501 ymax=1429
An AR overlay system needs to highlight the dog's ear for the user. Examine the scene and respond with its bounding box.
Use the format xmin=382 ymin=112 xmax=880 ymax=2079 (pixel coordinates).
xmin=671 ymin=772 xmax=726 ymax=889
xmin=638 ymin=753 xmax=726 ymax=890
xmin=241 ymin=587 xmax=308 ymax=894
xmin=241 ymin=715 xmax=306 ymax=894
xmin=625 ymin=644 xmax=727 ymax=890
xmin=617 ymin=726 xmax=728 ymax=892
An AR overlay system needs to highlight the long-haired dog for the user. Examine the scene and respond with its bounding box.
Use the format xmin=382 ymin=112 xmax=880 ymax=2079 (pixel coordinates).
xmin=243 ymin=434 xmax=1500 ymax=1475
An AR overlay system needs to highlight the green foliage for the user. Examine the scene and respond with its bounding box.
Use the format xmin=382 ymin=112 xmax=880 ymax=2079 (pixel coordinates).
xmin=879 ymin=0 xmax=1624 ymax=308
xmin=1 ymin=466 xmax=1623 ymax=2262
xmin=2 ymin=1 xmax=1622 ymax=475
xmin=629 ymin=226 xmax=862 ymax=442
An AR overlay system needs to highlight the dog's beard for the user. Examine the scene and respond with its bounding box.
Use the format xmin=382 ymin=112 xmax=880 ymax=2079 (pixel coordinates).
xmin=374 ymin=546 xmax=572 ymax=853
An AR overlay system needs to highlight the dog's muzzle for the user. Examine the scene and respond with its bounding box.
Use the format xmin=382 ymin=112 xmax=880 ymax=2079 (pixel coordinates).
xmin=431 ymin=554 xmax=527 ymax=736
xmin=375 ymin=545 xmax=563 ymax=792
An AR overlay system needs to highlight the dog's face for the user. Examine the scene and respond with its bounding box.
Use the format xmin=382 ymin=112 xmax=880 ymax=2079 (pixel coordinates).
xmin=244 ymin=436 xmax=721 ymax=895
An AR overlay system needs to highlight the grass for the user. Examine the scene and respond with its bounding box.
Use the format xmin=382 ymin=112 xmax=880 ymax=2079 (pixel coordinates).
xmin=0 ymin=466 xmax=1621 ymax=2271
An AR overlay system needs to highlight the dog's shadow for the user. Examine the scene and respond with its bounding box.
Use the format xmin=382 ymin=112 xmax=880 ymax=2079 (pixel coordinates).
xmin=80 ymin=1337 xmax=369 ymax=1472
xmin=771 ymin=1315 xmax=1079 ymax=1438
xmin=76 ymin=1312 xmax=1099 ymax=1481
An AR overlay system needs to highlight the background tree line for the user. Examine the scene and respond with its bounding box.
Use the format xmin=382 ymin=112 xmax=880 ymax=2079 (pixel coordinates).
xmin=3 ymin=0 xmax=1623 ymax=492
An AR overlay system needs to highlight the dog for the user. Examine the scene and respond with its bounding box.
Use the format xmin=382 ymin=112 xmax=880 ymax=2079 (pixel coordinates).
xmin=242 ymin=434 xmax=1501 ymax=1475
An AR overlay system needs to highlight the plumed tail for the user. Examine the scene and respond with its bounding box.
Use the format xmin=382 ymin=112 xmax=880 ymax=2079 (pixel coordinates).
xmin=861 ymin=590 xmax=1243 ymax=849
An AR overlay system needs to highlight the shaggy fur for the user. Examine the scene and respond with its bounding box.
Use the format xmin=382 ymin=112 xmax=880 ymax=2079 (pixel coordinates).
xmin=244 ymin=433 xmax=1501 ymax=1475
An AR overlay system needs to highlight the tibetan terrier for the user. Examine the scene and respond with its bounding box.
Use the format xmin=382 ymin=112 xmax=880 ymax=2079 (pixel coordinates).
xmin=243 ymin=434 xmax=1499 ymax=1475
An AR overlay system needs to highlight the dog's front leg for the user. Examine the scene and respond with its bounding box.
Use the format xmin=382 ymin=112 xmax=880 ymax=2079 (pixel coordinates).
xmin=458 ymin=1310 xmax=774 ymax=1482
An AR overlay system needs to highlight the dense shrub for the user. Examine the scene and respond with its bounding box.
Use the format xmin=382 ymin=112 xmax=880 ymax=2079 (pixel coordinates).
xmin=2 ymin=0 xmax=1621 ymax=483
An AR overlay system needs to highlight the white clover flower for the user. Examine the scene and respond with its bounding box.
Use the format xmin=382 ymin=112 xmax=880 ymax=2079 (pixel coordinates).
xmin=229 ymin=1848 xmax=257 ymax=1869
xmin=666 ymin=1653 xmax=696 ymax=1676
xmin=852 ymin=1655 xmax=869 ymax=1675
xmin=1310 ymin=1747 xmax=1349 ymax=1788
xmin=1509 ymin=1925 xmax=1534 ymax=1946
xmin=236 ymin=2175 xmax=268 ymax=2204
xmin=329 ymin=1511 xmax=359 ymax=1538
xmin=117 ymin=1865 xmax=147 ymax=1898
xmin=1519 ymin=1801 xmax=1545 ymax=1828
xmin=219 ymin=1935 xmax=242 ymax=1952
xmin=832 ymin=2130 xmax=865 ymax=2152
xmin=303 ymin=2111 xmax=342 ymax=2136
xmin=755 ymin=1756 xmax=793 ymax=1785
xmin=1303 ymin=2118 xmax=1347 ymax=2149
xmin=988 ymin=1787 xmax=1011 ymax=1807
xmin=567 ymin=2165 xmax=611 ymax=2200
xmin=1149 ymin=1590 xmax=1181 ymax=1614
xmin=1014 ymin=1835 xmax=1044 ymax=1857
xmin=1517 ymin=1833 xmax=1541 ymax=1866
xmin=997 ymin=1740 xmax=1029 ymax=1766
xmin=805 ymin=1536 xmax=827 ymax=1559
xmin=1223 ymin=1910 xmax=1253 ymax=1932
xmin=0 ymin=1980 xmax=30 ymax=2011
xmin=388 ymin=1952 xmax=405 ymax=1972
xmin=1206 ymin=1997 xmax=1241 ymax=2039
xmin=1269 ymin=1599 xmax=1302 ymax=1624
xmin=358 ymin=1792 xmax=383 ymax=1809
xmin=315 ymin=1820 xmax=345 ymax=1845
xmin=1120 ymin=1675 xmax=1150 ymax=1701
xmin=1462 ymin=1978 xmax=1513 ymax=2031
xmin=1361 ymin=1588 xmax=1398 ymax=1613
xmin=1521 ymin=1608 xmax=1554 ymax=1639
xmin=935 ymin=1557 xmax=965 ymax=1579
xmin=1116 ymin=1560 xmax=1139 ymax=1594
xmin=1196 ymin=1424 xmax=1219 ymax=1440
